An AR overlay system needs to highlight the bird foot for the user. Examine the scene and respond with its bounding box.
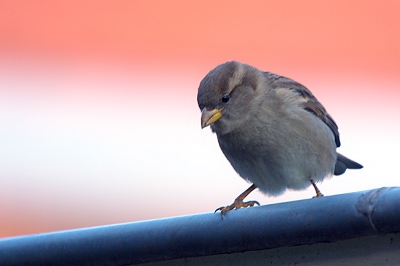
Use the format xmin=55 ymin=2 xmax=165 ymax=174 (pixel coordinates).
xmin=310 ymin=179 xmax=324 ymax=198
xmin=215 ymin=199 xmax=260 ymax=218
xmin=312 ymin=193 xmax=324 ymax=198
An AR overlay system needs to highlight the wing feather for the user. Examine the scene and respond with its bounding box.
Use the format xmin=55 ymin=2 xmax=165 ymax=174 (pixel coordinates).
xmin=264 ymin=72 xmax=341 ymax=147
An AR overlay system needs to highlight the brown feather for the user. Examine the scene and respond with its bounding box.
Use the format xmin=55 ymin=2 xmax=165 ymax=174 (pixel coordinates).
xmin=265 ymin=72 xmax=341 ymax=148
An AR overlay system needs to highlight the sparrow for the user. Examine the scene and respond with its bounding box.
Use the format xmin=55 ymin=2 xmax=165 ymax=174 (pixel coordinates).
xmin=197 ymin=61 xmax=363 ymax=216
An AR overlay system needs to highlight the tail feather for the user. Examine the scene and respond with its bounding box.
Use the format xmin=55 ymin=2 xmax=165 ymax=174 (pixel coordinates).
xmin=334 ymin=153 xmax=363 ymax=175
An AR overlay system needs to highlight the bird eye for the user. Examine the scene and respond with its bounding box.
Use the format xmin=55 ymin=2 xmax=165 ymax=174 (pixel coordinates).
xmin=221 ymin=94 xmax=230 ymax=103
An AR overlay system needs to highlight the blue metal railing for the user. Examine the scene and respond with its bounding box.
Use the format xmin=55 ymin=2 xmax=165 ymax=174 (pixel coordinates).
xmin=0 ymin=187 xmax=399 ymax=265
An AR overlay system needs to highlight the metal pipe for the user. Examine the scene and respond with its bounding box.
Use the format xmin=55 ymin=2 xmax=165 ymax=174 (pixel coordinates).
xmin=0 ymin=187 xmax=399 ymax=265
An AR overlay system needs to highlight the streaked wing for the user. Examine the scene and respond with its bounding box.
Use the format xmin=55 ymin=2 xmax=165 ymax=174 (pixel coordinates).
xmin=264 ymin=72 xmax=341 ymax=147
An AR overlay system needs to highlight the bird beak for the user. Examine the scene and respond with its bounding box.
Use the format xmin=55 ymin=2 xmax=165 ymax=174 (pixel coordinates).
xmin=201 ymin=108 xmax=223 ymax=128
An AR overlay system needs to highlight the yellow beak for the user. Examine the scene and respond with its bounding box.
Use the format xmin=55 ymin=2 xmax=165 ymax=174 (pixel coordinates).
xmin=201 ymin=108 xmax=223 ymax=128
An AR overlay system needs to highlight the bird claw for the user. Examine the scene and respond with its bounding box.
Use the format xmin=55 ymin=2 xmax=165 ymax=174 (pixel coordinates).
xmin=215 ymin=200 xmax=260 ymax=218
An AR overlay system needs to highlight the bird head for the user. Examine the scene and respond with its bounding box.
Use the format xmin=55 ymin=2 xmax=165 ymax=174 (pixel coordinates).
xmin=197 ymin=61 xmax=265 ymax=135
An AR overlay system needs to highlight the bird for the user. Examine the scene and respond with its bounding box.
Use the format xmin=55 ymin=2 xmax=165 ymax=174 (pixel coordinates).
xmin=197 ymin=61 xmax=363 ymax=216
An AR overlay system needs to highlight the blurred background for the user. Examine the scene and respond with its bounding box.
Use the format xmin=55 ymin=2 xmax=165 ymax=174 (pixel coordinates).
xmin=0 ymin=1 xmax=399 ymax=238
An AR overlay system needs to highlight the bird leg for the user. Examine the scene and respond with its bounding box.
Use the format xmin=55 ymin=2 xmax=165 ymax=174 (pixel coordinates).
xmin=310 ymin=178 xmax=324 ymax=198
xmin=215 ymin=184 xmax=260 ymax=217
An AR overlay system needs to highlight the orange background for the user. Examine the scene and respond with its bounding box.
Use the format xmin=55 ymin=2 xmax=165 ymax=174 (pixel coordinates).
xmin=1 ymin=1 xmax=399 ymax=238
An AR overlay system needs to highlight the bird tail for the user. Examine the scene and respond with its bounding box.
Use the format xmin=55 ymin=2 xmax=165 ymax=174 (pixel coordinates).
xmin=334 ymin=153 xmax=363 ymax=175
